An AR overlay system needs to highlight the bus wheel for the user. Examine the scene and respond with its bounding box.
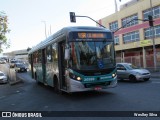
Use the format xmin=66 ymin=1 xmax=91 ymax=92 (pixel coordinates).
xmin=35 ymin=73 xmax=39 ymax=84
xmin=54 ymin=77 xmax=60 ymax=93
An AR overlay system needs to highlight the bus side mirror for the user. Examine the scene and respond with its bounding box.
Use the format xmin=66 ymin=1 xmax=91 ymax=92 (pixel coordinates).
xmin=65 ymin=48 xmax=70 ymax=60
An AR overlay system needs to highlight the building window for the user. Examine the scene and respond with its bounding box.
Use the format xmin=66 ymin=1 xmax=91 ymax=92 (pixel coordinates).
xmin=155 ymin=25 xmax=160 ymax=37
xmin=144 ymin=25 xmax=160 ymax=39
xmin=143 ymin=6 xmax=160 ymax=20
xmin=123 ymin=31 xmax=140 ymax=44
xmin=122 ymin=14 xmax=138 ymax=28
xmin=109 ymin=21 xmax=118 ymax=32
xmin=144 ymin=28 xmax=152 ymax=39
xmin=114 ymin=36 xmax=119 ymax=45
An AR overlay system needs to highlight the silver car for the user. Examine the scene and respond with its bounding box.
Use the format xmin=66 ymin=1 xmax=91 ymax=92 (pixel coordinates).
xmin=15 ymin=63 xmax=27 ymax=72
xmin=0 ymin=59 xmax=6 ymax=64
xmin=117 ymin=63 xmax=150 ymax=82
xmin=0 ymin=71 xmax=8 ymax=84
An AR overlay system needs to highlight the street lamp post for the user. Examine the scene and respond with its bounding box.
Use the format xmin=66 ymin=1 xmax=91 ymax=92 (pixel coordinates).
xmin=149 ymin=0 xmax=157 ymax=71
xmin=41 ymin=21 xmax=47 ymax=39
xmin=114 ymin=0 xmax=118 ymax=12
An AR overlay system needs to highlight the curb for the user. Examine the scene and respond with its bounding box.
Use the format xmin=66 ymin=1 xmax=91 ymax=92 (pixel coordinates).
xmin=151 ymin=76 xmax=160 ymax=79
xmin=9 ymin=76 xmax=24 ymax=85
xmin=9 ymin=79 xmax=23 ymax=85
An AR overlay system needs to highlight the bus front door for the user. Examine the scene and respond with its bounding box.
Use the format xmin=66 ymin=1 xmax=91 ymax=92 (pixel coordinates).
xmin=58 ymin=41 xmax=67 ymax=90
xmin=42 ymin=49 xmax=47 ymax=85
xmin=30 ymin=54 xmax=34 ymax=79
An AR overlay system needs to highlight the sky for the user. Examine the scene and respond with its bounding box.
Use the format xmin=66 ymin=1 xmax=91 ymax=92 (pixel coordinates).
xmin=0 ymin=0 xmax=131 ymax=53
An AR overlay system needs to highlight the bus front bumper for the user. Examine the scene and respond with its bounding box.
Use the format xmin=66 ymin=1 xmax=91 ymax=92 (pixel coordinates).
xmin=69 ymin=77 xmax=117 ymax=92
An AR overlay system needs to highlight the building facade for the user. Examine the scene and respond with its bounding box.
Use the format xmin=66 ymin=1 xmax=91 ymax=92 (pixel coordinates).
xmin=3 ymin=49 xmax=28 ymax=61
xmin=99 ymin=0 xmax=160 ymax=69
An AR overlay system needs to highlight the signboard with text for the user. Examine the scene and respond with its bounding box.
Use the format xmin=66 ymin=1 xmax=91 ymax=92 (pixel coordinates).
xmin=140 ymin=40 xmax=152 ymax=47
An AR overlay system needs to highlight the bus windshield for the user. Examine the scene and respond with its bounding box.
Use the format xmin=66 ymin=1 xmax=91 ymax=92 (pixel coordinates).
xmin=69 ymin=41 xmax=115 ymax=70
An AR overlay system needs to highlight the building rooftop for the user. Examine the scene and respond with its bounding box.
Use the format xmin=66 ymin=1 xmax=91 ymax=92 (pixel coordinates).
xmin=120 ymin=0 xmax=142 ymax=10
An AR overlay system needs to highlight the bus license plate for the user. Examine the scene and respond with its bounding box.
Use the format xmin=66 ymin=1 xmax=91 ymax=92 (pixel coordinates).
xmin=94 ymin=86 xmax=102 ymax=90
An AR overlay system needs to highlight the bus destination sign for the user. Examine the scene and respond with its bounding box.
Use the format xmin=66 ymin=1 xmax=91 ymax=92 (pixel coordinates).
xmin=78 ymin=33 xmax=105 ymax=39
xmin=70 ymin=32 xmax=112 ymax=41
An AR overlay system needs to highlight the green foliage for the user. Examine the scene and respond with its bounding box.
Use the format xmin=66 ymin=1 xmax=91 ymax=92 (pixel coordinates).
xmin=27 ymin=47 xmax=31 ymax=52
xmin=0 ymin=11 xmax=10 ymax=53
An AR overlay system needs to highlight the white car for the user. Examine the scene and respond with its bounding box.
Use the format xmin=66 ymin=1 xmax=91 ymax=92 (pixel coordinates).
xmin=0 ymin=59 xmax=6 ymax=64
xmin=0 ymin=71 xmax=8 ymax=83
xmin=117 ymin=63 xmax=150 ymax=82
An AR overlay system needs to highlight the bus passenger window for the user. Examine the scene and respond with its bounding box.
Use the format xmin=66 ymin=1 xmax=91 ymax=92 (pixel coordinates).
xmin=46 ymin=45 xmax=52 ymax=63
xmin=38 ymin=50 xmax=42 ymax=63
xmin=52 ymin=43 xmax=58 ymax=62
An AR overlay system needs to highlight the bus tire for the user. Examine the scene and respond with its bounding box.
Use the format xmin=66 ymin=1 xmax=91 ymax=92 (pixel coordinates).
xmin=54 ymin=76 xmax=60 ymax=93
xmin=35 ymin=73 xmax=40 ymax=84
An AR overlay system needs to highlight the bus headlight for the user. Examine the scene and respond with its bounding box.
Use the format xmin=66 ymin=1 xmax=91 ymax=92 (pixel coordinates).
xmin=112 ymin=73 xmax=116 ymax=78
xmin=69 ymin=72 xmax=81 ymax=81
xmin=77 ymin=77 xmax=81 ymax=81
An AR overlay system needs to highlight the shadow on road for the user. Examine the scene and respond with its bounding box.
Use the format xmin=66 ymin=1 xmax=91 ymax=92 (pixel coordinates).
xmin=40 ymin=84 xmax=115 ymax=100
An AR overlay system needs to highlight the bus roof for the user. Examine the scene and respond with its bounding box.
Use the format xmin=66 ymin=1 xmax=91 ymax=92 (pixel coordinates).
xmin=28 ymin=26 xmax=111 ymax=54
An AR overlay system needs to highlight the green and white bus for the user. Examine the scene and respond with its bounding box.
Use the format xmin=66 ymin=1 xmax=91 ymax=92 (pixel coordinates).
xmin=28 ymin=26 xmax=117 ymax=93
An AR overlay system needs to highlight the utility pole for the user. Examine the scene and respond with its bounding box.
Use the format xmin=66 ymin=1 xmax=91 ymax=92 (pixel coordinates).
xmin=114 ymin=0 xmax=118 ymax=12
xmin=41 ymin=21 xmax=47 ymax=39
xmin=114 ymin=0 xmax=122 ymax=12
xmin=50 ymin=25 xmax=52 ymax=35
xmin=149 ymin=0 xmax=157 ymax=71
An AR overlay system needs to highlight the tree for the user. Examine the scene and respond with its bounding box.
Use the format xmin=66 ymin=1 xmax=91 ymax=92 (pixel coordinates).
xmin=27 ymin=47 xmax=31 ymax=52
xmin=0 ymin=11 xmax=10 ymax=53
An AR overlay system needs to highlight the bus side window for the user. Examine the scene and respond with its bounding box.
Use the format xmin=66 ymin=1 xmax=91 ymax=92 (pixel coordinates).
xmin=38 ymin=50 xmax=42 ymax=63
xmin=33 ymin=51 xmax=38 ymax=63
xmin=46 ymin=45 xmax=52 ymax=63
xmin=52 ymin=43 xmax=58 ymax=62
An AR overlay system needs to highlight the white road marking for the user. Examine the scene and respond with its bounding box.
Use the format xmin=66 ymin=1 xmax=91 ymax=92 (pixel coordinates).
xmin=152 ymin=82 xmax=160 ymax=84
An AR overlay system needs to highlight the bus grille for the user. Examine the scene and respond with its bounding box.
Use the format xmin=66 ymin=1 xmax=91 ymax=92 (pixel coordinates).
xmin=84 ymin=82 xmax=111 ymax=88
xmin=74 ymin=68 xmax=115 ymax=76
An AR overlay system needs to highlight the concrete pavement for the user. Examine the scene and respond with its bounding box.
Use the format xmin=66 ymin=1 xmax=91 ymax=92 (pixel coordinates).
xmin=150 ymin=71 xmax=160 ymax=79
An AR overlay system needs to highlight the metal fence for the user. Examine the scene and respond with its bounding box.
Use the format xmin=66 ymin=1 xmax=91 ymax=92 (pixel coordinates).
xmin=116 ymin=54 xmax=160 ymax=71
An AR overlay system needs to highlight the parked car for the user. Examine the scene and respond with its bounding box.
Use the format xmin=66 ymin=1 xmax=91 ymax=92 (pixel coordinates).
xmin=116 ymin=63 xmax=150 ymax=82
xmin=0 ymin=71 xmax=8 ymax=84
xmin=0 ymin=59 xmax=6 ymax=64
xmin=15 ymin=63 xmax=27 ymax=72
xmin=9 ymin=60 xmax=17 ymax=68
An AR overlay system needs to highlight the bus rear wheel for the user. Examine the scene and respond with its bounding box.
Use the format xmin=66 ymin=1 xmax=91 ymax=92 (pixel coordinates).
xmin=35 ymin=73 xmax=40 ymax=84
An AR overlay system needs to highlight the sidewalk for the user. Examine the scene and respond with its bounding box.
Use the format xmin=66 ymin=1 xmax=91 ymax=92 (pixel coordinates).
xmin=150 ymin=71 xmax=160 ymax=79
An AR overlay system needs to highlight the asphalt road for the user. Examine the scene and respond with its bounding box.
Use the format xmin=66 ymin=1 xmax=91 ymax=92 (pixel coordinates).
xmin=0 ymin=64 xmax=160 ymax=120
xmin=1 ymin=73 xmax=160 ymax=111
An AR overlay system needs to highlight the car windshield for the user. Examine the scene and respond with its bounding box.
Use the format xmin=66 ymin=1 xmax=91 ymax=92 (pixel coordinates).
xmin=16 ymin=64 xmax=25 ymax=67
xmin=0 ymin=73 xmax=4 ymax=76
xmin=69 ymin=41 xmax=115 ymax=70
xmin=11 ymin=61 xmax=16 ymax=63
xmin=125 ymin=64 xmax=139 ymax=70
